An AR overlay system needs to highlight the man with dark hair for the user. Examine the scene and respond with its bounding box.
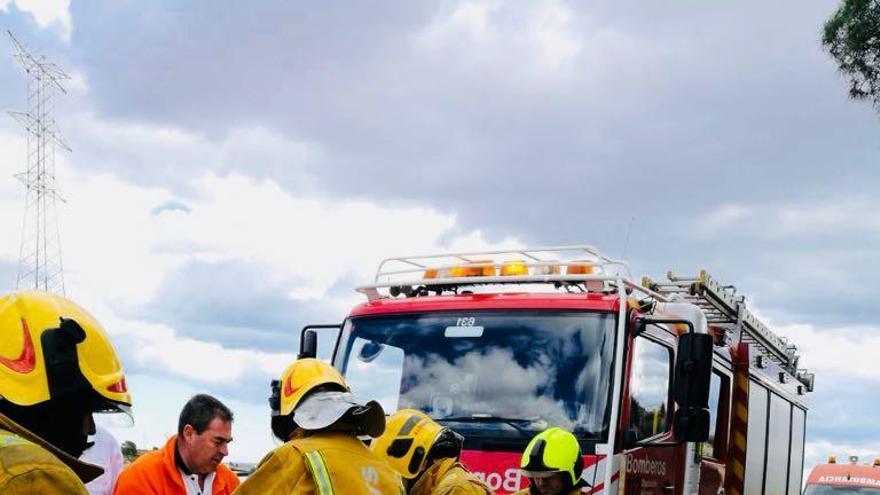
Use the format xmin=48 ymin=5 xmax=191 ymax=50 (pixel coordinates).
xmin=114 ymin=394 xmax=240 ymax=495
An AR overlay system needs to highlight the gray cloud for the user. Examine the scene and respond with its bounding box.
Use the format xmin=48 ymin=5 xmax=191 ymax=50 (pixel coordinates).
xmin=807 ymin=372 xmax=880 ymax=446
xmin=129 ymin=258 xmax=358 ymax=351
xmin=60 ymin=2 xmax=876 ymax=214
xmin=632 ymin=197 xmax=880 ymax=328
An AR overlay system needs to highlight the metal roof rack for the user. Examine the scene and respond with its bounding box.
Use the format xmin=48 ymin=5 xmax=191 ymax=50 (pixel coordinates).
xmin=642 ymin=270 xmax=813 ymax=391
xmin=355 ymin=245 xmax=651 ymax=301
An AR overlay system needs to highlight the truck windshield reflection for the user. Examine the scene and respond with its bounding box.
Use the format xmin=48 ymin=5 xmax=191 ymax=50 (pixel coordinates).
xmin=334 ymin=311 xmax=616 ymax=441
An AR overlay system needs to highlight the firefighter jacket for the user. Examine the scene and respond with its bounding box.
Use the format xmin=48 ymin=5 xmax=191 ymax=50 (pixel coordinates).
xmin=0 ymin=411 xmax=99 ymax=495
xmin=409 ymin=458 xmax=494 ymax=495
xmin=235 ymin=430 xmax=405 ymax=495
xmin=113 ymin=435 xmax=240 ymax=495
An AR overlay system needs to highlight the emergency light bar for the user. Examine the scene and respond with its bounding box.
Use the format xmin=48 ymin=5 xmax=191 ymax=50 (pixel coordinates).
xmin=356 ymin=245 xmax=647 ymax=301
xmin=370 ymin=245 xmax=630 ymax=282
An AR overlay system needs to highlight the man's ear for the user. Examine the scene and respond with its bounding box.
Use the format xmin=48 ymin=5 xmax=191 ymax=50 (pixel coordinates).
xmin=182 ymin=424 xmax=195 ymax=442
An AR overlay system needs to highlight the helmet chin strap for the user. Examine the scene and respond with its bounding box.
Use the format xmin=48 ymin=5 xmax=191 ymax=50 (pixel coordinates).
xmin=270 ymin=414 xmax=298 ymax=442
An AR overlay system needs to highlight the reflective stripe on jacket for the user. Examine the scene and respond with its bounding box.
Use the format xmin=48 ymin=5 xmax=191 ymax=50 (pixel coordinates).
xmin=235 ymin=431 xmax=405 ymax=495
xmin=0 ymin=412 xmax=97 ymax=495
xmin=409 ymin=458 xmax=494 ymax=495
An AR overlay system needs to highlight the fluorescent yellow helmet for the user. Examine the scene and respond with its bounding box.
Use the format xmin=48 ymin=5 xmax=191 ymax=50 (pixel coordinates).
xmin=371 ymin=409 xmax=463 ymax=479
xmin=0 ymin=290 xmax=131 ymax=412
xmin=520 ymin=427 xmax=583 ymax=485
xmin=278 ymin=358 xmax=348 ymax=416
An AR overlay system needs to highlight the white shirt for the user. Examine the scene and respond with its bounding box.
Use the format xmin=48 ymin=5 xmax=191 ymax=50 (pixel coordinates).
xmin=179 ymin=469 xmax=215 ymax=495
xmin=80 ymin=426 xmax=124 ymax=495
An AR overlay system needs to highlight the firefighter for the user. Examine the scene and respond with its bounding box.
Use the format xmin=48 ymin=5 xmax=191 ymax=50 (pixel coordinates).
xmin=514 ymin=427 xmax=588 ymax=495
xmin=235 ymin=358 xmax=405 ymax=495
xmin=0 ymin=290 xmax=132 ymax=494
xmin=371 ymin=409 xmax=493 ymax=495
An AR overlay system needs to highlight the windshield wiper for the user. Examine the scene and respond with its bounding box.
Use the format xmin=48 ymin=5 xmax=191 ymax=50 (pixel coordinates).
xmin=438 ymin=415 xmax=543 ymax=434
xmin=440 ymin=415 xmax=600 ymax=440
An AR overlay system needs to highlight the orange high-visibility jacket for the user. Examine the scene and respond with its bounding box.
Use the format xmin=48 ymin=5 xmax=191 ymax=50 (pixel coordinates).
xmin=113 ymin=435 xmax=239 ymax=495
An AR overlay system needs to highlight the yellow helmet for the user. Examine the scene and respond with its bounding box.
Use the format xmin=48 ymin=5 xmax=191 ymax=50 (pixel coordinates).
xmin=520 ymin=427 xmax=583 ymax=485
xmin=0 ymin=290 xmax=131 ymax=411
xmin=277 ymin=358 xmax=348 ymax=416
xmin=371 ymin=409 xmax=463 ymax=479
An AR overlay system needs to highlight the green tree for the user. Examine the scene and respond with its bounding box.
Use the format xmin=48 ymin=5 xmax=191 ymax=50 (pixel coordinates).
xmin=823 ymin=0 xmax=880 ymax=109
xmin=121 ymin=440 xmax=138 ymax=460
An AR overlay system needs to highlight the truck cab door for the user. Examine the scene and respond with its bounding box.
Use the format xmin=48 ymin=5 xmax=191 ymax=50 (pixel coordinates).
xmin=621 ymin=334 xmax=678 ymax=495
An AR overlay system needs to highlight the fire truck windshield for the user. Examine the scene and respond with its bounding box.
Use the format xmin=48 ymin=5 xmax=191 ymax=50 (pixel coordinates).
xmin=334 ymin=310 xmax=616 ymax=441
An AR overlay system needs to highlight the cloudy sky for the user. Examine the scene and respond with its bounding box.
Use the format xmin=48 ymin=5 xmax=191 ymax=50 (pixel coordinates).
xmin=0 ymin=0 xmax=878 ymax=476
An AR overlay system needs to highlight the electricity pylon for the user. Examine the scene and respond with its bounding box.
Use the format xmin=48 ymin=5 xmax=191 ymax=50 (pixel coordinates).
xmin=8 ymin=31 xmax=70 ymax=294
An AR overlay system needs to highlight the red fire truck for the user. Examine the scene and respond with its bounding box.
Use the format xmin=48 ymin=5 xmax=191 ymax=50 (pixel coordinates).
xmin=297 ymin=246 xmax=814 ymax=495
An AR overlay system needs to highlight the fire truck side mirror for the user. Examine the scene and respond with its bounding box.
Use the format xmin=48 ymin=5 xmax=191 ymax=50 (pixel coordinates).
xmin=298 ymin=324 xmax=343 ymax=359
xmin=674 ymin=333 xmax=713 ymax=407
xmin=673 ymin=408 xmax=710 ymax=443
xmin=299 ymin=329 xmax=317 ymax=358
xmin=672 ymin=332 xmax=713 ymax=442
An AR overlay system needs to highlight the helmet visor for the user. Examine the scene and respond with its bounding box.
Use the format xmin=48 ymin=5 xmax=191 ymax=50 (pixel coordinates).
xmin=93 ymin=400 xmax=134 ymax=427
